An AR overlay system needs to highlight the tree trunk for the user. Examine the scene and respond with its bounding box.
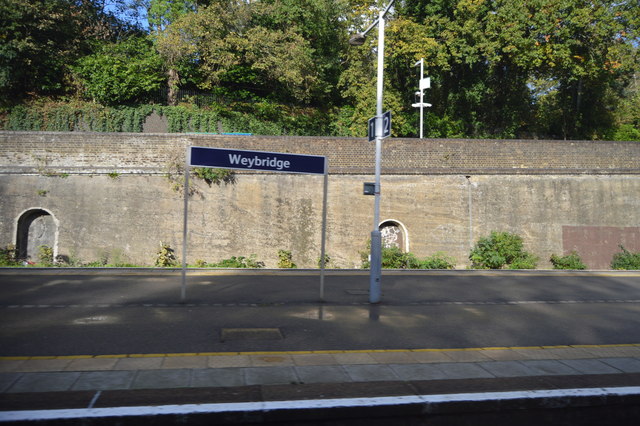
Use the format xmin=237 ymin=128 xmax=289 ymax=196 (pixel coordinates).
xmin=167 ymin=67 xmax=179 ymax=106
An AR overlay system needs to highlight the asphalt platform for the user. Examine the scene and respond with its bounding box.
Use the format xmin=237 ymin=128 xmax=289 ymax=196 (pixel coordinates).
xmin=1 ymin=344 xmax=640 ymax=424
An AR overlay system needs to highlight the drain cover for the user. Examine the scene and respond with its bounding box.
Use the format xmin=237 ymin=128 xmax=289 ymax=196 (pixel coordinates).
xmin=220 ymin=328 xmax=283 ymax=342
xmin=346 ymin=289 xmax=369 ymax=295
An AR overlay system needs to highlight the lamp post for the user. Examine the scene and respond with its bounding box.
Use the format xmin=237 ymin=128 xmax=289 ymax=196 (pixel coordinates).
xmin=349 ymin=0 xmax=395 ymax=304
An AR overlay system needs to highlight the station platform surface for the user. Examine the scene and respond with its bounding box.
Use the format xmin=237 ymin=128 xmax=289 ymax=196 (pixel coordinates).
xmin=1 ymin=344 xmax=640 ymax=424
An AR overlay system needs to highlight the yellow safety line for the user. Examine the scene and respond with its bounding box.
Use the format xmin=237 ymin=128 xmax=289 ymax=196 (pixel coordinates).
xmin=2 ymin=343 xmax=639 ymax=361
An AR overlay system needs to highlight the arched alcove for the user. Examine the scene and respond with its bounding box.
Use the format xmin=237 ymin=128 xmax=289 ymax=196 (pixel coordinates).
xmin=379 ymin=220 xmax=409 ymax=252
xmin=16 ymin=209 xmax=58 ymax=261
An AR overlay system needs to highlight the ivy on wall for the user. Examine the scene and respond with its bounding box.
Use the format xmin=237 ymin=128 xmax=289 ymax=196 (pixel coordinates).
xmin=0 ymin=101 xmax=337 ymax=135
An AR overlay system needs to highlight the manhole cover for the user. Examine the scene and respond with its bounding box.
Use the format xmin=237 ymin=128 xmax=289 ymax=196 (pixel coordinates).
xmin=220 ymin=328 xmax=283 ymax=342
xmin=346 ymin=289 xmax=369 ymax=295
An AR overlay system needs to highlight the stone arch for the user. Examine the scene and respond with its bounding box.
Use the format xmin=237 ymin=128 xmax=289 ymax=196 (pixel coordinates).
xmin=379 ymin=219 xmax=409 ymax=252
xmin=15 ymin=208 xmax=58 ymax=262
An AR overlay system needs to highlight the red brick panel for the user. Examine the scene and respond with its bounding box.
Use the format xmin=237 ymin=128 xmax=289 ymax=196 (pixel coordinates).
xmin=563 ymin=226 xmax=640 ymax=269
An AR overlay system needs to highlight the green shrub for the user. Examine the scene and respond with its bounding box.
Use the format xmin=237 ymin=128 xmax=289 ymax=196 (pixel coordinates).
xmin=611 ymin=246 xmax=640 ymax=270
xmin=155 ymin=242 xmax=177 ymax=267
xmin=277 ymin=250 xmax=297 ymax=268
xmin=210 ymin=255 xmax=265 ymax=268
xmin=0 ymin=245 xmax=18 ymax=266
xmin=192 ymin=168 xmax=235 ymax=186
xmin=38 ymin=245 xmax=54 ymax=266
xmin=469 ymin=231 xmax=538 ymax=269
xmin=550 ymin=251 xmax=587 ymax=270
xmin=418 ymin=252 xmax=456 ymax=269
xmin=361 ymin=244 xmax=456 ymax=269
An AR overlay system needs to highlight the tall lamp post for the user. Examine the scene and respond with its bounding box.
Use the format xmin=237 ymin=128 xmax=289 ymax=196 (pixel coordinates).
xmin=349 ymin=0 xmax=395 ymax=304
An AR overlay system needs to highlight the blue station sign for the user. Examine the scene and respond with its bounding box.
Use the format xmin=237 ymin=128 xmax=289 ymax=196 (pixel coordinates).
xmin=189 ymin=146 xmax=327 ymax=175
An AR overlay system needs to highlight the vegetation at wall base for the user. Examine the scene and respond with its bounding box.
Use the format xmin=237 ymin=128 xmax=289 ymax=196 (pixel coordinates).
xmin=611 ymin=246 xmax=640 ymax=270
xmin=469 ymin=231 xmax=538 ymax=269
xmin=550 ymin=251 xmax=587 ymax=270
xmin=207 ymin=255 xmax=265 ymax=269
xmin=277 ymin=250 xmax=297 ymax=269
xmin=155 ymin=242 xmax=177 ymax=267
xmin=360 ymin=244 xmax=456 ymax=269
xmin=0 ymin=245 xmax=18 ymax=267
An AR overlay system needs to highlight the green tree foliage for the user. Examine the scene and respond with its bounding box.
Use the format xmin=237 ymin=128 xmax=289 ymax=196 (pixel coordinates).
xmin=73 ymin=36 xmax=164 ymax=105
xmin=469 ymin=231 xmax=538 ymax=269
xmin=386 ymin=0 xmax=640 ymax=139
xmin=166 ymin=0 xmax=348 ymax=104
xmin=0 ymin=0 xmax=142 ymax=105
xmin=2 ymin=0 xmax=639 ymax=139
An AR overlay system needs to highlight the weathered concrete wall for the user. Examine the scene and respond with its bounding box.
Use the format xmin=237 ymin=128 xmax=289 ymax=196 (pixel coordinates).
xmin=1 ymin=132 xmax=639 ymax=268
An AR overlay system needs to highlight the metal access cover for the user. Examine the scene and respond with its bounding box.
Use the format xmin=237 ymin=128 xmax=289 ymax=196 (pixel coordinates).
xmin=346 ymin=289 xmax=369 ymax=295
xmin=220 ymin=328 xmax=283 ymax=342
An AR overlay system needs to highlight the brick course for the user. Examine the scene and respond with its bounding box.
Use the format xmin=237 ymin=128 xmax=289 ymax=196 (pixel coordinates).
xmin=1 ymin=132 xmax=638 ymax=175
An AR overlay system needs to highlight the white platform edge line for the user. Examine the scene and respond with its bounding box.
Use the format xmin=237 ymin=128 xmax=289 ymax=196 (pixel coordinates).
xmin=2 ymin=386 xmax=639 ymax=422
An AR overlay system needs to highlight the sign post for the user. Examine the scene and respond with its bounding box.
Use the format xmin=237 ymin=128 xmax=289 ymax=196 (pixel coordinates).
xmin=182 ymin=146 xmax=329 ymax=302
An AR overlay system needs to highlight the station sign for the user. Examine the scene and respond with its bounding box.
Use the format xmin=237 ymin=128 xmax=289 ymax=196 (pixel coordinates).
xmin=189 ymin=146 xmax=326 ymax=175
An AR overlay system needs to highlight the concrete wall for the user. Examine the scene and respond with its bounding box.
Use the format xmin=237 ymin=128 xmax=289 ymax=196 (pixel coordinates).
xmin=1 ymin=132 xmax=639 ymax=269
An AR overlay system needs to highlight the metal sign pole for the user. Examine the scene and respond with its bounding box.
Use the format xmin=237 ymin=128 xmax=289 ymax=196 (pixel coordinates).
xmin=181 ymin=147 xmax=190 ymax=302
xmin=319 ymin=160 xmax=328 ymax=301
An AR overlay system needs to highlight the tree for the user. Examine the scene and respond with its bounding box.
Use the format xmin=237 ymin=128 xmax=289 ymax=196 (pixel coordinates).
xmin=162 ymin=0 xmax=348 ymax=105
xmin=73 ymin=36 xmax=164 ymax=105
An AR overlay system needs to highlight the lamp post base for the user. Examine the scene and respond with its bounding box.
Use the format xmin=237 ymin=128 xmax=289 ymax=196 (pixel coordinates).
xmin=369 ymin=230 xmax=382 ymax=304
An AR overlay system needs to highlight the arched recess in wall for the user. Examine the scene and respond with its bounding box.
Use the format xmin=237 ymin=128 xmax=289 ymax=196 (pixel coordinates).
xmin=379 ymin=220 xmax=409 ymax=252
xmin=15 ymin=208 xmax=58 ymax=261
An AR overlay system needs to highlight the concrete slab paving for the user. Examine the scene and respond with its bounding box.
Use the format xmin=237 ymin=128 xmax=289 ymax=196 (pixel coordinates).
xmin=389 ymin=363 xmax=448 ymax=381
xmin=435 ymin=362 xmax=494 ymax=379
xmin=0 ymin=360 xmax=25 ymax=373
xmin=131 ymin=369 xmax=192 ymax=389
xmin=14 ymin=359 xmax=72 ymax=372
xmin=478 ymin=361 xmax=539 ymax=378
xmin=207 ymin=355 xmax=251 ymax=368
xmin=559 ymin=359 xmax=623 ymax=375
xmin=369 ymin=351 xmax=416 ymax=364
xmin=114 ymin=357 xmax=163 ymax=370
xmin=0 ymin=373 xmax=20 ymax=392
xmin=191 ymin=368 xmax=245 ymax=388
xmin=291 ymin=354 xmax=337 ymax=366
xmin=585 ymin=347 xmax=640 ymax=358
xmin=7 ymin=371 xmax=81 ymax=393
xmin=519 ymin=360 xmax=581 ymax=376
xmin=71 ymin=371 xmax=135 ymax=391
xmin=244 ymin=366 xmax=299 ymax=386
xmin=343 ymin=364 xmax=399 ymax=382
xmin=249 ymin=354 xmax=295 ymax=367
xmin=408 ymin=351 xmax=453 ymax=363
xmin=440 ymin=350 xmax=494 ymax=362
xmin=480 ymin=349 xmax=533 ymax=361
xmin=65 ymin=358 xmax=118 ymax=371
xmin=332 ymin=352 xmax=377 ymax=365
xmin=295 ymin=366 xmax=350 ymax=384
xmin=161 ymin=355 xmax=208 ymax=369
xmin=600 ymin=357 xmax=640 ymax=373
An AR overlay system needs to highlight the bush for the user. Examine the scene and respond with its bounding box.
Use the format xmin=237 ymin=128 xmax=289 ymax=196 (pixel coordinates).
xmin=361 ymin=244 xmax=456 ymax=269
xmin=611 ymin=246 xmax=640 ymax=270
xmin=155 ymin=242 xmax=177 ymax=267
xmin=469 ymin=231 xmax=538 ymax=269
xmin=418 ymin=252 xmax=456 ymax=269
xmin=277 ymin=250 xmax=297 ymax=268
xmin=550 ymin=251 xmax=587 ymax=270
xmin=210 ymin=255 xmax=265 ymax=268
xmin=38 ymin=245 xmax=54 ymax=266
xmin=0 ymin=245 xmax=18 ymax=266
